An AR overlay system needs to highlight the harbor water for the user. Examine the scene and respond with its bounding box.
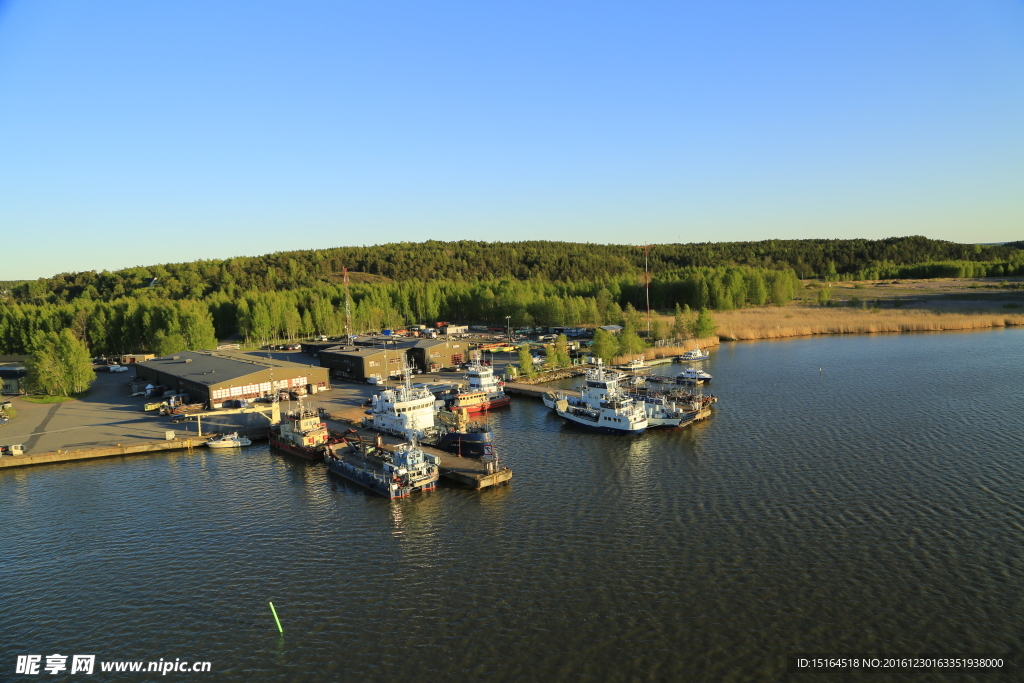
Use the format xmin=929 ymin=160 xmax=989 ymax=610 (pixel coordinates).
xmin=2 ymin=329 xmax=1022 ymax=681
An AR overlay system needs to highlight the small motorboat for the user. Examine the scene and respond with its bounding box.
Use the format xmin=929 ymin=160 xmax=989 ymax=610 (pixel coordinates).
xmin=205 ymin=432 xmax=252 ymax=448
xmin=678 ymin=347 xmax=709 ymax=361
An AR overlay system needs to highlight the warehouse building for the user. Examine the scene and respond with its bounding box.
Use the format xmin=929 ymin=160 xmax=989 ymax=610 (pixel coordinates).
xmin=319 ymin=346 xmax=408 ymax=383
xmin=407 ymin=339 xmax=470 ymax=373
xmin=134 ymin=350 xmax=329 ymax=408
xmin=0 ymin=355 xmax=28 ymax=395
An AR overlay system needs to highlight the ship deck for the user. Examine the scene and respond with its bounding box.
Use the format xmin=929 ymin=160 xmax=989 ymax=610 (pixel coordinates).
xmin=323 ymin=416 xmax=512 ymax=490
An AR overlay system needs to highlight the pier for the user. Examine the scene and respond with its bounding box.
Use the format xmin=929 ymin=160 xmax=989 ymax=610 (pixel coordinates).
xmin=0 ymin=437 xmax=212 ymax=469
xmin=503 ymin=382 xmax=580 ymax=400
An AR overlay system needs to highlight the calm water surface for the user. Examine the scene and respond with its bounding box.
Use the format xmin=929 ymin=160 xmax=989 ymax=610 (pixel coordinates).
xmin=3 ymin=330 xmax=1022 ymax=681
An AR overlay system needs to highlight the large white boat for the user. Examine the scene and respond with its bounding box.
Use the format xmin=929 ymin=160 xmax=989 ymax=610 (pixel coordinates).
xmin=368 ymin=382 xmax=438 ymax=438
xmin=366 ymin=374 xmax=497 ymax=458
xmin=544 ymin=361 xmax=647 ymax=434
xmin=678 ymin=347 xmax=710 ymax=361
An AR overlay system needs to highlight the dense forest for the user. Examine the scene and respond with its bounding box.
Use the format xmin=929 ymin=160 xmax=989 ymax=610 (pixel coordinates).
xmin=1 ymin=237 xmax=1021 ymax=357
xmin=8 ymin=236 xmax=1024 ymax=303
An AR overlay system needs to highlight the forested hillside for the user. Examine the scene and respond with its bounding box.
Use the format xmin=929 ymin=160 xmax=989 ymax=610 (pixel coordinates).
xmin=1 ymin=237 xmax=1021 ymax=357
xmin=10 ymin=237 xmax=1023 ymax=303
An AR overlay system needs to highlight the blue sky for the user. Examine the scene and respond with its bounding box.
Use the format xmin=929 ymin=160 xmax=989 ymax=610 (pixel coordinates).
xmin=1 ymin=0 xmax=1021 ymax=279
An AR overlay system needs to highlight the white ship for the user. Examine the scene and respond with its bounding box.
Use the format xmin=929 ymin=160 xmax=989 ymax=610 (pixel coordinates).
xmin=543 ymin=361 xmax=647 ymax=434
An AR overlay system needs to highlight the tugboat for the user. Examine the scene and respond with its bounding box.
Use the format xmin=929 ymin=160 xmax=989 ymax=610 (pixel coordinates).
xmin=544 ymin=361 xmax=647 ymax=434
xmin=366 ymin=372 xmax=497 ymax=458
xmin=325 ymin=430 xmax=439 ymax=498
xmin=678 ymin=347 xmax=710 ymax=361
xmin=449 ymin=353 xmax=511 ymax=413
xmin=269 ymin=403 xmax=330 ymax=460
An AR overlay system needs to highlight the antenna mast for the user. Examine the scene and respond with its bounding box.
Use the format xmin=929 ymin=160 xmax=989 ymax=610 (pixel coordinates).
xmin=343 ymin=267 xmax=353 ymax=340
xmin=644 ymin=244 xmax=651 ymax=336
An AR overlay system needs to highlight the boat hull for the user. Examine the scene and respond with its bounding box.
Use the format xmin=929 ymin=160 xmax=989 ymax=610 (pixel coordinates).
xmin=453 ymin=396 xmax=511 ymax=413
xmin=555 ymin=410 xmax=645 ymax=434
xmin=269 ymin=436 xmax=325 ymax=461
xmin=434 ymin=430 xmax=495 ymax=457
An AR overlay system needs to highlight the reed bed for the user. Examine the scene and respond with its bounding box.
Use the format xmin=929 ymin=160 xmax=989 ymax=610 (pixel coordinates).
xmin=702 ymin=308 xmax=1024 ymax=341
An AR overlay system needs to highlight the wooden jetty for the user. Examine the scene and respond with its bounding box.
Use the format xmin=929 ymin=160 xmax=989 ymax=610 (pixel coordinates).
xmin=0 ymin=437 xmax=213 ymax=469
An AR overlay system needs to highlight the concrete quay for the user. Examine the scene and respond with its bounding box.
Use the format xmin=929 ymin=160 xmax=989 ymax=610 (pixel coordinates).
xmin=0 ymin=437 xmax=211 ymax=469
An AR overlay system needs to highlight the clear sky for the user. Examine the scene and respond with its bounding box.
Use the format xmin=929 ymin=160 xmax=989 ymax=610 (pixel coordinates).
xmin=1 ymin=0 xmax=1021 ymax=280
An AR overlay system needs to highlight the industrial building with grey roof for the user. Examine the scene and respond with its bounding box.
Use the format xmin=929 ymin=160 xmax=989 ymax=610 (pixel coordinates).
xmin=134 ymin=350 xmax=329 ymax=407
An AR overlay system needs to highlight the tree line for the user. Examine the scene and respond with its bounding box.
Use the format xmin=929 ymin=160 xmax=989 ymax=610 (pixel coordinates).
xmin=11 ymin=237 xmax=1023 ymax=304
xmin=0 ymin=266 xmax=793 ymax=356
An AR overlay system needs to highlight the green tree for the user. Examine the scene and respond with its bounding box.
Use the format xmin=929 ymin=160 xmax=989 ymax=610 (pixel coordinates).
xmin=591 ymin=328 xmax=618 ymax=364
xmin=651 ymin=320 xmax=667 ymax=342
xmin=26 ymin=330 xmax=95 ymax=396
xmin=618 ymin=321 xmax=646 ymax=357
xmin=544 ymin=343 xmax=558 ymax=369
xmin=554 ymin=334 xmax=571 ymax=368
xmin=689 ymin=308 xmax=717 ymax=339
xmin=817 ymin=287 xmax=833 ymax=306
xmin=517 ymin=343 xmax=537 ymax=378
xmin=672 ymin=303 xmax=690 ymax=340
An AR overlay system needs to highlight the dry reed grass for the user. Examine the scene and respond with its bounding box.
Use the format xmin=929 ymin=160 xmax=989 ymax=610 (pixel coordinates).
xmin=701 ymin=307 xmax=1024 ymax=341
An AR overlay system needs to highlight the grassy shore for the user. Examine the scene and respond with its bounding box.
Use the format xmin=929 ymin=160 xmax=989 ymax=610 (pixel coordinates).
xmin=22 ymin=394 xmax=80 ymax=404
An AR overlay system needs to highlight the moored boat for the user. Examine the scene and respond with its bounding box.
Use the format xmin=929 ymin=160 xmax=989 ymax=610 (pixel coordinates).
xmin=325 ymin=431 xmax=439 ymax=498
xmin=546 ymin=361 xmax=647 ymax=434
xmin=676 ymin=367 xmax=713 ymax=384
xmin=269 ymin=404 xmax=330 ymax=460
xmin=449 ymin=354 xmax=511 ymax=413
xmin=205 ymin=432 xmax=252 ymax=448
xmin=366 ymin=374 xmax=497 ymax=458
xmin=678 ymin=347 xmax=710 ymax=361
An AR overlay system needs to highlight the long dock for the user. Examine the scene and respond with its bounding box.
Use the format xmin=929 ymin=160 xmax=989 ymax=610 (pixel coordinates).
xmin=0 ymin=437 xmax=212 ymax=469
xmin=503 ymin=382 xmax=580 ymax=400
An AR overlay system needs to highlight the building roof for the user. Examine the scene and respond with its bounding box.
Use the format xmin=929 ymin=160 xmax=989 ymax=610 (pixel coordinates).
xmin=319 ymin=347 xmax=389 ymax=358
xmin=351 ymin=335 xmax=417 ymax=348
xmin=408 ymin=338 xmax=466 ymax=349
xmin=140 ymin=350 xmax=319 ymax=386
xmin=599 ymin=325 xmax=624 ymax=332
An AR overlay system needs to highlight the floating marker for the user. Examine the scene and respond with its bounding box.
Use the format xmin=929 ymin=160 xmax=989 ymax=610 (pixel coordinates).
xmin=269 ymin=601 xmax=283 ymax=633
